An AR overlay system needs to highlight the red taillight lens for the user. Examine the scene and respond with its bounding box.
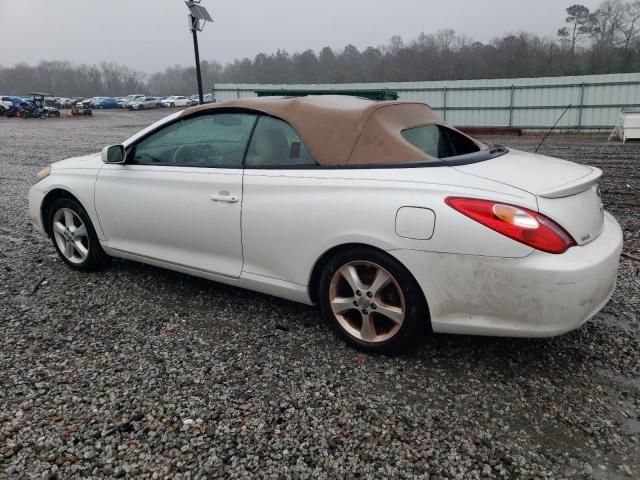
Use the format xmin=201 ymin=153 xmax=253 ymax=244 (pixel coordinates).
xmin=445 ymin=197 xmax=576 ymax=254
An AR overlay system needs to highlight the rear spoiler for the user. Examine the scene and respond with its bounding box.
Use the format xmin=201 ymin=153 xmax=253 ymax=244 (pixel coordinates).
xmin=537 ymin=167 xmax=603 ymax=199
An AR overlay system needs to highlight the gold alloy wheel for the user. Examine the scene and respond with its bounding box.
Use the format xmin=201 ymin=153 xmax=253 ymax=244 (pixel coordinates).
xmin=328 ymin=261 xmax=406 ymax=343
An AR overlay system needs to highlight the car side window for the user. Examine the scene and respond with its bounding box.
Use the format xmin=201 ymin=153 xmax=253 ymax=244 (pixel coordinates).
xmin=402 ymin=124 xmax=480 ymax=159
xmin=130 ymin=113 xmax=257 ymax=168
xmin=245 ymin=116 xmax=316 ymax=167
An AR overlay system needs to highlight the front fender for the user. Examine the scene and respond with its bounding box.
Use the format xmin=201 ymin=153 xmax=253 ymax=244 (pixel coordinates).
xmin=34 ymin=171 xmax=104 ymax=241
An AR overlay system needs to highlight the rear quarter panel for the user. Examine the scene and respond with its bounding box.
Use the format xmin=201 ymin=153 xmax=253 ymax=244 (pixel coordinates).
xmin=241 ymin=167 xmax=537 ymax=287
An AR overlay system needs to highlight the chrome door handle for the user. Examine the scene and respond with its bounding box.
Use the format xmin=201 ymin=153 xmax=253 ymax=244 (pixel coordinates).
xmin=210 ymin=192 xmax=239 ymax=203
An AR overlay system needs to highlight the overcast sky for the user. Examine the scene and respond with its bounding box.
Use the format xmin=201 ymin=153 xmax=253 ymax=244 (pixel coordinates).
xmin=0 ymin=0 xmax=604 ymax=72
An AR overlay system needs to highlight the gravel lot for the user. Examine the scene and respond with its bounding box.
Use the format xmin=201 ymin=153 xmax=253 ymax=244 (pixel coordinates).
xmin=1 ymin=110 xmax=639 ymax=479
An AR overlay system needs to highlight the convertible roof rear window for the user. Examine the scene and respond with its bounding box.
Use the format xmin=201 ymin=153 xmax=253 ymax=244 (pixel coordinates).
xmin=402 ymin=124 xmax=480 ymax=159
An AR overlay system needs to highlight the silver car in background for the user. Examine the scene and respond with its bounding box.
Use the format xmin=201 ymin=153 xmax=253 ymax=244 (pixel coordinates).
xmin=127 ymin=96 xmax=162 ymax=110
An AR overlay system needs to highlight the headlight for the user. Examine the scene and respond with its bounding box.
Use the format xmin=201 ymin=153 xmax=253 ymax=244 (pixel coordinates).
xmin=35 ymin=166 xmax=51 ymax=183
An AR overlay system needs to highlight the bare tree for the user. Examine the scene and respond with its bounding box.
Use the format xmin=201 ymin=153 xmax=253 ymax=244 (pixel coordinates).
xmin=557 ymin=4 xmax=594 ymax=68
xmin=617 ymin=0 xmax=640 ymax=51
xmin=590 ymin=0 xmax=626 ymax=48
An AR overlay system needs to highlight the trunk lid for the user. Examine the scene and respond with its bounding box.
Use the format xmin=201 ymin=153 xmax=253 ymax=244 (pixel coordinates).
xmin=454 ymin=149 xmax=605 ymax=246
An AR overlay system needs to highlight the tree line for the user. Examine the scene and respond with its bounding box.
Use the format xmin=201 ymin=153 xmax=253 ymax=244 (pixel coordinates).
xmin=1 ymin=1 xmax=639 ymax=97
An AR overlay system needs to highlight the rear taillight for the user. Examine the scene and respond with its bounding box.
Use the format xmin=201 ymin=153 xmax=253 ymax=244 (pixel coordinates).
xmin=445 ymin=197 xmax=576 ymax=254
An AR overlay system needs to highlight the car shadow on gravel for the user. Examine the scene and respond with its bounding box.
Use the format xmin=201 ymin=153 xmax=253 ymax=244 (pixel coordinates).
xmin=108 ymin=255 xmax=632 ymax=374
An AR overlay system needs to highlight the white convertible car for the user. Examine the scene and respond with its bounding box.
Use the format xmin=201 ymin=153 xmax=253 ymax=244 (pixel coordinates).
xmin=29 ymin=96 xmax=622 ymax=353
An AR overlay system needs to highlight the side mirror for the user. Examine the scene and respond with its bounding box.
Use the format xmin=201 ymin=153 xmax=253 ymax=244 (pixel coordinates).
xmin=101 ymin=144 xmax=125 ymax=164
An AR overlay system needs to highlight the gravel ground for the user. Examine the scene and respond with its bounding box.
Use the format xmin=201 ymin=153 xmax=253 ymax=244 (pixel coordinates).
xmin=1 ymin=110 xmax=639 ymax=479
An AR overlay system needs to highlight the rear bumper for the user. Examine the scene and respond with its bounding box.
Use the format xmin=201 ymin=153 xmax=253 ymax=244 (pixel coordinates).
xmin=391 ymin=211 xmax=623 ymax=337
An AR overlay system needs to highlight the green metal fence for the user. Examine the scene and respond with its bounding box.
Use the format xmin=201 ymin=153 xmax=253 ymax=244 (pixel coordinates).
xmin=212 ymin=73 xmax=640 ymax=131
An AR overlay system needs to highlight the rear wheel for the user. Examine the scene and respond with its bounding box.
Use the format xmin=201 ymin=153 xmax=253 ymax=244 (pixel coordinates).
xmin=318 ymin=247 xmax=428 ymax=354
xmin=48 ymin=198 xmax=108 ymax=271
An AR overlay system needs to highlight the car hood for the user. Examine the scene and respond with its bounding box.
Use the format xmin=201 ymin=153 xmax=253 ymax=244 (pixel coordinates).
xmin=52 ymin=152 xmax=102 ymax=171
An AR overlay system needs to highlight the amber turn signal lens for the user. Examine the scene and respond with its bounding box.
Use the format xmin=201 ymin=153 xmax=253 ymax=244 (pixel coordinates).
xmin=492 ymin=204 xmax=539 ymax=229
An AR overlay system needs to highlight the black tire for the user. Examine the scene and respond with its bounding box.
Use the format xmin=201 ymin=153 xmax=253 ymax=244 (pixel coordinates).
xmin=318 ymin=247 xmax=428 ymax=354
xmin=170 ymin=102 xmax=175 ymax=108
xmin=48 ymin=197 xmax=109 ymax=271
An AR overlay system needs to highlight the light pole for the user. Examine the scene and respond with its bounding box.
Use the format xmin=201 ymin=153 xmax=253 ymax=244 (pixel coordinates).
xmin=185 ymin=1 xmax=213 ymax=105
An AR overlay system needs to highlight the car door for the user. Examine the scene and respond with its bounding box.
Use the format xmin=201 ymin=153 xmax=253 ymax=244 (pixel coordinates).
xmin=241 ymin=115 xmax=321 ymax=284
xmin=95 ymin=111 xmax=257 ymax=278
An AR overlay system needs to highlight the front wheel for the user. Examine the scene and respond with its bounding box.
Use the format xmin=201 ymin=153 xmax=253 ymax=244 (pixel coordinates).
xmin=48 ymin=198 xmax=109 ymax=271
xmin=318 ymin=247 xmax=428 ymax=354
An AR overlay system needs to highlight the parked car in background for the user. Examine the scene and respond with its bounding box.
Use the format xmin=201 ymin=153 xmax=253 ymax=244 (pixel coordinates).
xmin=76 ymin=98 xmax=100 ymax=109
xmin=43 ymin=105 xmax=61 ymax=117
xmin=28 ymin=96 xmax=623 ymax=353
xmin=162 ymin=96 xmax=190 ymax=108
xmin=44 ymin=97 xmax=58 ymax=108
xmin=127 ymin=96 xmax=161 ymax=110
xmin=1 ymin=96 xmax=14 ymax=115
xmin=57 ymin=98 xmax=80 ymax=109
xmin=113 ymin=94 xmax=144 ymax=109
xmin=8 ymin=96 xmax=28 ymax=107
xmin=186 ymin=94 xmax=216 ymax=106
xmin=91 ymin=97 xmax=119 ymax=109
xmin=116 ymin=97 xmax=131 ymax=108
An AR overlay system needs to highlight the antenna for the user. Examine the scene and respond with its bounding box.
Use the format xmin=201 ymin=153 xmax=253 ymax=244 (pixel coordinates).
xmin=535 ymin=104 xmax=572 ymax=153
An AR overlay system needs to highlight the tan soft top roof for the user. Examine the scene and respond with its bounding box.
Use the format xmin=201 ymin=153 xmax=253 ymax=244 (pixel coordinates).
xmin=180 ymin=95 xmax=475 ymax=166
